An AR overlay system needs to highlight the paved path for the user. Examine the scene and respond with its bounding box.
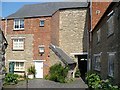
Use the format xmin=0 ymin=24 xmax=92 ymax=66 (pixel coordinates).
xmin=4 ymin=78 xmax=88 ymax=89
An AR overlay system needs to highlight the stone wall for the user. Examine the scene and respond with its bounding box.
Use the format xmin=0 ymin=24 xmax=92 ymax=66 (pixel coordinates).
xmin=91 ymin=3 xmax=120 ymax=86
xmin=6 ymin=34 xmax=34 ymax=72
xmin=49 ymin=49 xmax=64 ymax=67
xmin=2 ymin=16 xmax=52 ymax=76
xmin=59 ymin=9 xmax=88 ymax=55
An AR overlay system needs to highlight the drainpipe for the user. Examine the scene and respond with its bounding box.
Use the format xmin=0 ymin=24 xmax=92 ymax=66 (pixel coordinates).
xmin=89 ymin=0 xmax=92 ymax=71
xmin=87 ymin=0 xmax=92 ymax=71
xmin=5 ymin=18 xmax=7 ymax=67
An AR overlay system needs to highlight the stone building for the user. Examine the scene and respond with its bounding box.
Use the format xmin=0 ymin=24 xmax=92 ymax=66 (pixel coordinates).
xmin=0 ymin=28 xmax=8 ymax=89
xmin=2 ymin=2 xmax=89 ymax=78
xmin=91 ymin=2 xmax=120 ymax=86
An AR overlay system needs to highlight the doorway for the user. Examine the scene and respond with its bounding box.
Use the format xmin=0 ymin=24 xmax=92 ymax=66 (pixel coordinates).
xmin=34 ymin=61 xmax=43 ymax=78
xmin=77 ymin=54 xmax=87 ymax=81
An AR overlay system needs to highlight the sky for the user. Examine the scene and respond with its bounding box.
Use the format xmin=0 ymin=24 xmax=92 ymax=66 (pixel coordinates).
xmin=1 ymin=0 xmax=66 ymax=18
xmin=2 ymin=2 xmax=40 ymax=18
xmin=1 ymin=0 xmax=89 ymax=18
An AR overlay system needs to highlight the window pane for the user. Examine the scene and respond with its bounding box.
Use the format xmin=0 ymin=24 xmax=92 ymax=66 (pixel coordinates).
xmin=14 ymin=39 xmax=18 ymax=42
xmin=16 ymin=62 xmax=19 ymax=67
xmin=13 ymin=39 xmax=24 ymax=50
xmin=108 ymin=54 xmax=114 ymax=77
xmin=14 ymin=62 xmax=24 ymax=71
xmin=20 ymin=62 xmax=24 ymax=67
xmin=14 ymin=19 xmax=24 ymax=29
xmin=20 ymin=20 xmax=24 ymax=28
xmin=107 ymin=14 xmax=114 ymax=36
xmin=94 ymin=55 xmax=101 ymax=71
xmin=40 ymin=20 xmax=44 ymax=26
xmin=19 ymin=39 xmax=23 ymax=42
xmin=14 ymin=19 xmax=19 ymax=29
xmin=97 ymin=29 xmax=100 ymax=42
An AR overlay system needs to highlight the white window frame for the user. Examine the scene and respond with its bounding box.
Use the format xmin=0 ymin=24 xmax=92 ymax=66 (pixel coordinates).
xmin=12 ymin=38 xmax=24 ymax=50
xmin=8 ymin=60 xmax=26 ymax=72
xmin=14 ymin=19 xmax=24 ymax=30
xmin=39 ymin=45 xmax=45 ymax=54
xmin=14 ymin=62 xmax=25 ymax=71
xmin=97 ymin=29 xmax=101 ymax=43
xmin=94 ymin=53 xmax=101 ymax=71
xmin=108 ymin=52 xmax=115 ymax=77
xmin=40 ymin=20 xmax=45 ymax=26
xmin=107 ymin=13 xmax=114 ymax=37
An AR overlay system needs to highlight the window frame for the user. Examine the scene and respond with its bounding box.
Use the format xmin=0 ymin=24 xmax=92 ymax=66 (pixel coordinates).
xmin=94 ymin=53 xmax=101 ymax=71
xmin=108 ymin=52 xmax=115 ymax=77
xmin=14 ymin=62 xmax=25 ymax=71
xmin=40 ymin=20 xmax=45 ymax=27
xmin=107 ymin=13 xmax=115 ymax=37
xmin=12 ymin=38 xmax=25 ymax=51
xmin=97 ymin=29 xmax=101 ymax=43
xmin=14 ymin=19 xmax=24 ymax=30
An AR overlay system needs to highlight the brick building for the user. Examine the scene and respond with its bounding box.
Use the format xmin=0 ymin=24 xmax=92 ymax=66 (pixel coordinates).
xmin=92 ymin=2 xmax=111 ymax=30
xmin=2 ymin=2 xmax=89 ymax=78
xmin=91 ymin=2 xmax=120 ymax=86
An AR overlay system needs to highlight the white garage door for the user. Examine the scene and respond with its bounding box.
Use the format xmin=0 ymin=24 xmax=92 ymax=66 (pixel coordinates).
xmin=35 ymin=61 xmax=43 ymax=78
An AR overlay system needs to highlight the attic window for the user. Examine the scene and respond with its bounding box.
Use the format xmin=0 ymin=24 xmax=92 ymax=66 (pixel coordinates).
xmin=40 ymin=20 xmax=45 ymax=27
xmin=96 ymin=10 xmax=100 ymax=15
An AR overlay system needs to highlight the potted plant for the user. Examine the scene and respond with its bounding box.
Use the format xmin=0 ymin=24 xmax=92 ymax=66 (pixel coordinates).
xmin=27 ymin=66 xmax=36 ymax=79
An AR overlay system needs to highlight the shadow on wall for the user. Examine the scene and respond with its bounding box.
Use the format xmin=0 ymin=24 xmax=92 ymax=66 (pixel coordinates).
xmin=77 ymin=9 xmax=90 ymax=81
xmin=82 ymin=9 xmax=89 ymax=53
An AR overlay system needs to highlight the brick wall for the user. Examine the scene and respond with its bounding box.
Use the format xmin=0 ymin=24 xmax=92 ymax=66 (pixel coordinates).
xmin=92 ymin=2 xmax=111 ymax=30
xmin=2 ymin=16 xmax=52 ymax=76
xmin=1 ymin=20 xmax=5 ymax=33
xmin=51 ymin=11 xmax=60 ymax=46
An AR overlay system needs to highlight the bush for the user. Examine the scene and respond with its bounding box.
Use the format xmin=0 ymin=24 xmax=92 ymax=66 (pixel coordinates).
xmin=86 ymin=72 xmax=101 ymax=89
xmin=85 ymin=72 xmax=120 ymax=90
xmin=75 ymin=68 xmax=81 ymax=77
xmin=46 ymin=63 xmax=69 ymax=83
xmin=4 ymin=73 xmax=19 ymax=85
xmin=27 ymin=66 xmax=36 ymax=76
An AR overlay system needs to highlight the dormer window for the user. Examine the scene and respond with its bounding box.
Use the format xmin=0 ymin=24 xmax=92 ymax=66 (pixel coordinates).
xmin=40 ymin=20 xmax=44 ymax=27
xmin=14 ymin=19 xmax=24 ymax=30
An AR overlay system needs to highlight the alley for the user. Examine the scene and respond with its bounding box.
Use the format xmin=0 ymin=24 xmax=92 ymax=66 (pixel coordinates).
xmin=3 ymin=78 xmax=88 ymax=89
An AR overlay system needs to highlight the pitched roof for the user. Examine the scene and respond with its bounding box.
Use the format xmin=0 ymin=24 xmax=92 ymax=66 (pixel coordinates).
xmin=92 ymin=2 xmax=116 ymax=32
xmin=50 ymin=44 xmax=76 ymax=65
xmin=6 ymin=2 xmax=88 ymax=19
xmin=92 ymin=2 xmax=111 ymax=30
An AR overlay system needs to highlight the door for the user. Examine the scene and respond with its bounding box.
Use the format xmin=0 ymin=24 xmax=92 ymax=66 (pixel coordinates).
xmin=9 ymin=62 xmax=15 ymax=73
xmin=35 ymin=61 xmax=43 ymax=78
xmin=78 ymin=55 xmax=87 ymax=81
